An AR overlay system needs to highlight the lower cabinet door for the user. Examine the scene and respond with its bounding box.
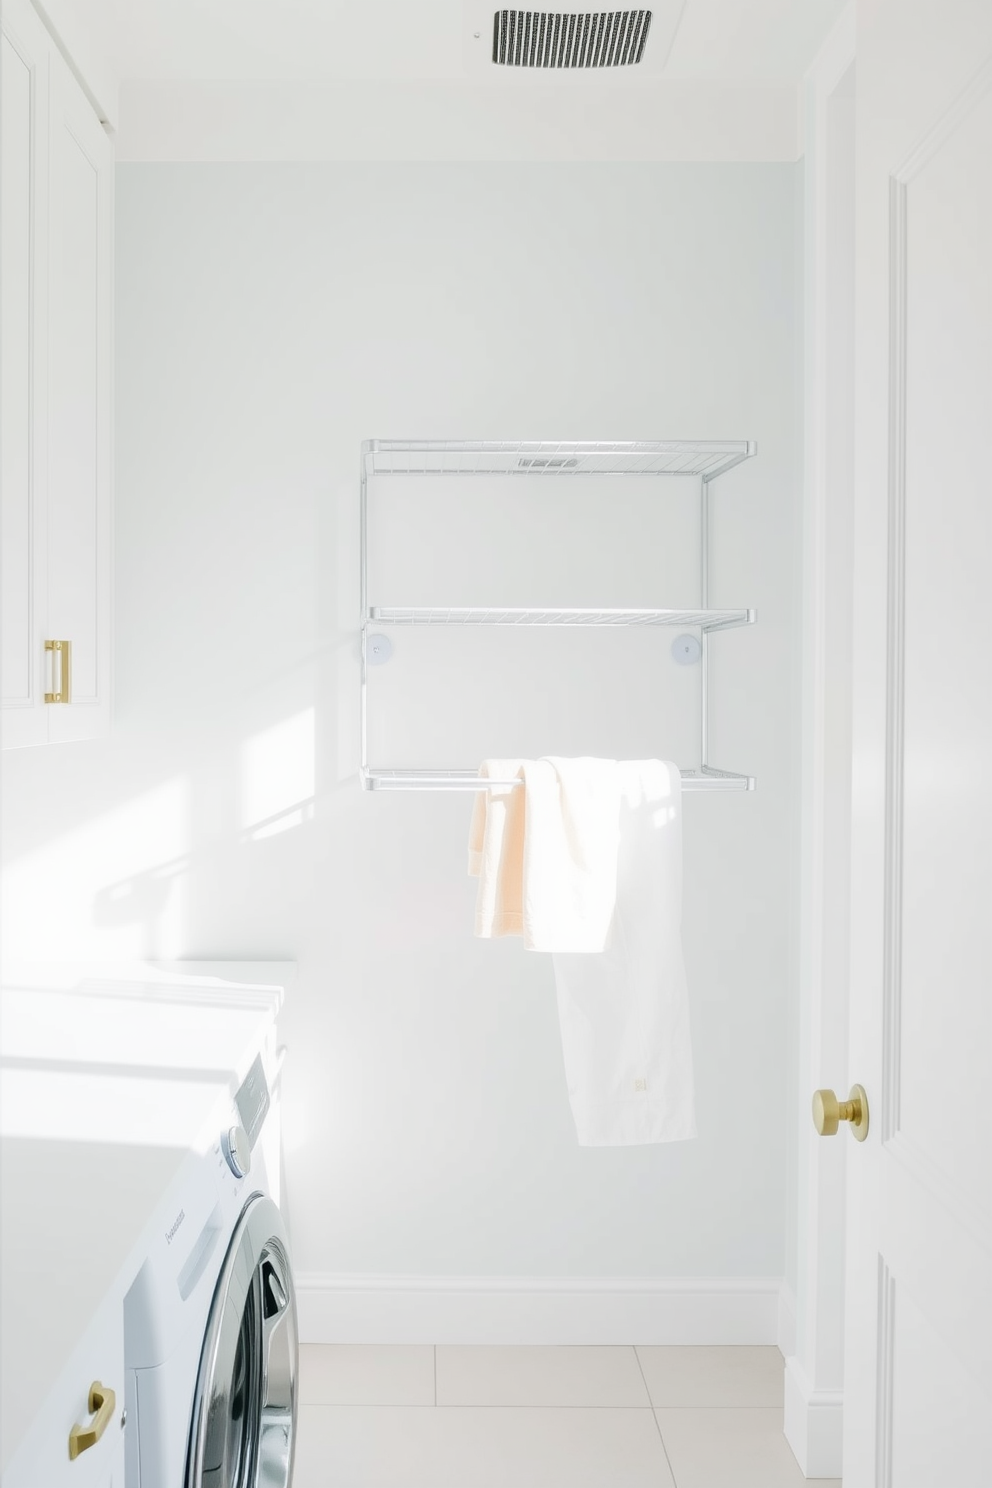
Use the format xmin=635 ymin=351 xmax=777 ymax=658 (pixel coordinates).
xmin=105 ymin=1430 xmax=126 ymax=1488
xmin=2 ymin=1300 xmax=125 ymax=1488
xmin=64 ymin=1376 xmax=127 ymax=1487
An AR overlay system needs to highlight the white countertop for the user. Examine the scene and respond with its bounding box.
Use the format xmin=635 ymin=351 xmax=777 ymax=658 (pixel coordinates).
xmin=0 ymin=960 xmax=294 ymax=1475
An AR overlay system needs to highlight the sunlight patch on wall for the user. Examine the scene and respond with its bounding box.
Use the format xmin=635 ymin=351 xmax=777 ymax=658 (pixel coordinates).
xmin=240 ymin=709 xmax=315 ymax=840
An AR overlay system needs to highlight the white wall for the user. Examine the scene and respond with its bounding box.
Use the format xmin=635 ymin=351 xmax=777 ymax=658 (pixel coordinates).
xmin=114 ymin=79 xmax=800 ymax=163
xmin=1 ymin=162 xmax=802 ymax=1311
xmin=32 ymin=0 xmax=118 ymax=125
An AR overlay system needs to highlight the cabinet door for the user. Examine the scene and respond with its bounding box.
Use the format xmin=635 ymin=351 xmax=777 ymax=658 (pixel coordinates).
xmin=0 ymin=0 xmax=49 ymax=749
xmin=105 ymin=1433 xmax=126 ymax=1488
xmin=46 ymin=41 xmax=112 ymax=743
xmin=2 ymin=1288 xmax=126 ymax=1488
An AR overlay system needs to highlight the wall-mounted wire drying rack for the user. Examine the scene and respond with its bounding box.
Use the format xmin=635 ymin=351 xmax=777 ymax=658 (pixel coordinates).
xmin=359 ymin=439 xmax=758 ymax=793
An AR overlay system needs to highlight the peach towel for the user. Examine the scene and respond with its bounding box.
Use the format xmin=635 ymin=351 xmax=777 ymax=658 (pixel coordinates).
xmin=468 ymin=759 xmax=526 ymax=938
xmin=469 ymin=757 xmax=620 ymax=951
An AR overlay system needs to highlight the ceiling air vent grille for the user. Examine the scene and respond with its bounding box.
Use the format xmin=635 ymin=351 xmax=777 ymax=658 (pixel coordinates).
xmin=518 ymin=456 xmax=580 ymax=468
xmin=492 ymin=9 xmax=653 ymax=68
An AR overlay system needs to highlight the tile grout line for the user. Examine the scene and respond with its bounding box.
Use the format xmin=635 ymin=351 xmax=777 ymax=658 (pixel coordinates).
xmin=304 ymin=1403 xmax=751 ymax=1411
xmin=633 ymin=1345 xmax=680 ymax=1488
xmin=304 ymin=1403 xmax=787 ymax=1411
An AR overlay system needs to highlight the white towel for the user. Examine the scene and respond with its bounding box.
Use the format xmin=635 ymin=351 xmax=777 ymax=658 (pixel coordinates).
xmin=521 ymin=757 xmax=620 ymax=953
xmin=552 ymin=761 xmax=696 ymax=1146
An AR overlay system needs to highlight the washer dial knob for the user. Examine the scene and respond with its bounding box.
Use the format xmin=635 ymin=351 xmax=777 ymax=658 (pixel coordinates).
xmin=222 ymin=1124 xmax=251 ymax=1178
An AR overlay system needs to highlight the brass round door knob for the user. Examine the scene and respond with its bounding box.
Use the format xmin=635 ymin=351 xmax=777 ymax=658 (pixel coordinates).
xmin=812 ymin=1084 xmax=869 ymax=1141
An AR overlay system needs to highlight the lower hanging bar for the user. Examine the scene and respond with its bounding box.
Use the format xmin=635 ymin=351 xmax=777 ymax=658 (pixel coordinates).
xmin=362 ymin=767 xmax=755 ymax=792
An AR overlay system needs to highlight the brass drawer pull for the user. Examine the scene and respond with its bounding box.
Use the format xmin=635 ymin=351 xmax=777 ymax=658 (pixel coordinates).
xmin=68 ymin=1381 xmax=115 ymax=1460
xmin=44 ymin=639 xmax=72 ymax=703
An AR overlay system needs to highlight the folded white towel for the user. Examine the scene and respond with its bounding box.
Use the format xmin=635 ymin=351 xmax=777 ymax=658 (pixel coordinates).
xmin=521 ymin=757 xmax=621 ymax=953
xmin=552 ymin=761 xmax=696 ymax=1146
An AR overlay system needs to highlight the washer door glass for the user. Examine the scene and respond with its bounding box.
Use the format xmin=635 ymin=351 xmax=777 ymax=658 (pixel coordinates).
xmin=188 ymin=1195 xmax=298 ymax=1488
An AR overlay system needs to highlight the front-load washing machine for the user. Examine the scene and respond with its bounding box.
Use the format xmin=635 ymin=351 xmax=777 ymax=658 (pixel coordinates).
xmin=124 ymin=1051 xmax=298 ymax=1487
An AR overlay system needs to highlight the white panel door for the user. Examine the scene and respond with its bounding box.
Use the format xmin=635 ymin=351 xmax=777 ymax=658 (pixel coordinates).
xmin=844 ymin=2 xmax=992 ymax=1485
xmin=46 ymin=38 xmax=113 ymax=743
xmin=0 ymin=0 xmax=49 ymax=749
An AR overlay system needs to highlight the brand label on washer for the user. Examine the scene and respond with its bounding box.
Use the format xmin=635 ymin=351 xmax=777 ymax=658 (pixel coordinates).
xmin=165 ymin=1209 xmax=186 ymax=1245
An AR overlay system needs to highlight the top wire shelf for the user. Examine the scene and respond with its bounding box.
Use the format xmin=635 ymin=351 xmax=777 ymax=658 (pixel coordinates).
xmin=369 ymin=607 xmax=755 ymax=632
xmin=362 ymin=439 xmax=756 ymax=482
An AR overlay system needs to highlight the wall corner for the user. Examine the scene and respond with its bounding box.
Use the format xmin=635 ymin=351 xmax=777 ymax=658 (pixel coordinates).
xmin=784 ymin=1355 xmax=844 ymax=1479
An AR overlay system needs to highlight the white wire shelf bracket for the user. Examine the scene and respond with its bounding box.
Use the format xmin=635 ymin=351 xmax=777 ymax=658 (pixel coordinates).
xmin=367 ymin=606 xmax=756 ymax=631
xmin=362 ymin=439 xmax=756 ymax=483
xmin=361 ymin=767 xmax=755 ymax=793
xmin=359 ymin=436 xmax=758 ymax=797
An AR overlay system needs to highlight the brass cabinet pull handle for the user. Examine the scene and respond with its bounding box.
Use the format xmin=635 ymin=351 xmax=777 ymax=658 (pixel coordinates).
xmin=44 ymin=639 xmax=72 ymax=703
xmin=68 ymin=1381 xmax=115 ymax=1460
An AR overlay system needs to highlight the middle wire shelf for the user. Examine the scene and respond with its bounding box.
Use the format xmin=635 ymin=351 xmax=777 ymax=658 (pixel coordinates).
xmin=368 ymin=606 xmax=755 ymax=631
xmin=363 ymin=767 xmax=756 ymax=792
xmin=362 ymin=607 xmax=757 ymax=790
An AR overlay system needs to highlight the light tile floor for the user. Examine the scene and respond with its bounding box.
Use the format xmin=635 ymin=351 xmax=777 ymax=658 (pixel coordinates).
xmin=294 ymin=1344 xmax=842 ymax=1488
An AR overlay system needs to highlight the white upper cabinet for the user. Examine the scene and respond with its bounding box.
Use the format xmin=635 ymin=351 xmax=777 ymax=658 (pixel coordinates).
xmin=1 ymin=0 xmax=112 ymax=750
xmin=46 ymin=29 xmax=113 ymax=743
xmin=1 ymin=0 xmax=48 ymax=749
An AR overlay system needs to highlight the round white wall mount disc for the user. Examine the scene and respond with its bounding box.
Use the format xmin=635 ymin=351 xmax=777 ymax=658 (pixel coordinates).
xmin=367 ymin=634 xmax=393 ymax=666
xmin=671 ymin=633 xmax=702 ymax=666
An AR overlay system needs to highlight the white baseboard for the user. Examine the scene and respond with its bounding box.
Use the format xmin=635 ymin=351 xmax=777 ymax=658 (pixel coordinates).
xmin=296 ymin=1274 xmax=783 ymax=1346
xmin=783 ymin=1356 xmax=844 ymax=1479
xmin=777 ymin=1281 xmax=797 ymax=1358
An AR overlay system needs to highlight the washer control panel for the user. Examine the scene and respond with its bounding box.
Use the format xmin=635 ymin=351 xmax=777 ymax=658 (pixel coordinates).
xmin=234 ymin=1053 xmax=271 ymax=1150
xmin=221 ymin=1124 xmax=252 ymax=1178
